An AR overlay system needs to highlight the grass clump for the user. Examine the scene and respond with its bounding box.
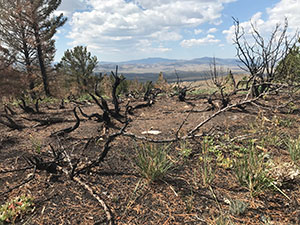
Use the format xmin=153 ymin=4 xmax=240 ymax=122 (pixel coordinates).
xmin=135 ymin=143 xmax=173 ymax=183
xmin=228 ymin=198 xmax=248 ymax=216
xmin=287 ymin=136 xmax=300 ymax=166
xmin=0 ymin=195 xmax=34 ymax=224
xmin=234 ymin=143 xmax=272 ymax=196
xmin=178 ymin=140 xmax=193 ymax=158
xmin=199 ymin=137 xmax=215 ymax=187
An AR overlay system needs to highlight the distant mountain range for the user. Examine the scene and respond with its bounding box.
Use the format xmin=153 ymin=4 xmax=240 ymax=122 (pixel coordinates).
xmin=115 ymin=57 xmax=238 ymax=65
xmin=97 ymin=57 xmax=242 ymax=82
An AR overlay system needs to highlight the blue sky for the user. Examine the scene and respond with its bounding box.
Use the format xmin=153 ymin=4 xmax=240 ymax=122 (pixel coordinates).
xmin=54 ymin=0 xmax=300 ymax=62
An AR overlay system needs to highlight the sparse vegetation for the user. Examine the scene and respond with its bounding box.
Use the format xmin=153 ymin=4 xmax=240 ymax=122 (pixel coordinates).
xmin=0 ymin=195 xmax=34 ymax=224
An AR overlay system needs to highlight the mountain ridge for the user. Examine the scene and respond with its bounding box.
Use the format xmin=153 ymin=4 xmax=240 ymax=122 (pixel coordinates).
xmin=100 ymin=56 xmax=239 ymax=65
xmin=97 ymin=56 xmax=242 ymax=82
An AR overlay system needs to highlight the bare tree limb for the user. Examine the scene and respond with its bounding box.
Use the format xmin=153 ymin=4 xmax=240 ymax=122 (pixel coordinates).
xmin=0 ymin=114 xmax=26 ymax=130
xmin=0 ymin=166 xmax=36 ymax=196
xmin=73 ymin=176 xmax=114 ymax=225
xmin=51 ymin=107 xmax=80 ymax=137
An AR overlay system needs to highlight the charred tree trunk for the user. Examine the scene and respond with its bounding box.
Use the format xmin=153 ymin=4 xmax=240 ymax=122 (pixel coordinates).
xmin=33 ymin=23 xmax=51 ymax=97
xmin=111 ymin=66 xmax=124 ymax=116
xmin=178 ymin=87 xmax=187 ymax=102
xmin=21 ymin=28 xmax=35 ymax=93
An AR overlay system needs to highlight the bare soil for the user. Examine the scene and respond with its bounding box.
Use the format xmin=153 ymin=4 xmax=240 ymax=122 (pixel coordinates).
xmin=1 ymin=93 xmax=300 ymax=224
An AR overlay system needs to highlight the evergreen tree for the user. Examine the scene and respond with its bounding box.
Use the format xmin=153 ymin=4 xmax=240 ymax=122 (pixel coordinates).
xmin=276 ymin=39 xmax=300 ymax=84
xmin=0 ymin=0 xmax=66 ymax=96
xmin=0 ymin=0 xmax=36 ymax=86
xmin=58 ymin=46 xmax=98 ymax=91
xmin=22 ymin=0 xmax=67 ymax=96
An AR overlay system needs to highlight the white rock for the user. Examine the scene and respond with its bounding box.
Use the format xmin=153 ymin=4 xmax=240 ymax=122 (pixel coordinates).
xmin=142 ymin=130 xmax=162 ymax=135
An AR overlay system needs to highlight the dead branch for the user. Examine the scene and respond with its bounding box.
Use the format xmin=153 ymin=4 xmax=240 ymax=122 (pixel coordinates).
xmin=0 ymin=166 xmax=34 ymax=174
xmin=73 ymin=176 xmax=113 ymax=225
xmin=4 ymin=104 xmax=16 ymax=115
xmin=126 ymin=99 xmax=154 ymax=115
xmin=123 ymin=86 xmax=285 ymax=144
xmin=178 ymin=87 xmax=187 ymax=101
xmin=19 ymin=98 xmax=35 ymax=114
xmin=175 ymin=106 xmax=194 ymax=139
xmin=50 ymin=107 xmax=80 ymax=137
xmin=23 ymin=155 xmax=58 ymax=174
xmin=185 ymin=91 xmax=272 ymax=138
xmin=23 ymin=117 xmax=74 ymax=127
xmin=144 ymin=81 xmax=153 ymax=101
xmin=0 ymin=166 xmax=36 ymax=196
xmin=206 ymin=91 xmax=217 ymax=111
xmin=34 ymin=97 xmax=42 ymax=113
xmin=51 ymin=138 xmax=113 ymax=225
xmin=78 ymin=106 xmax=103 ymax=122
xmin=111 ymin=65 xmax=125 ymax=116
xmin=172 ymin=70 xmax=201 ymax=102
xmin=75 ymin=122 xmax=129 ymax=175
xmin=122 ymin=97 xmax=256 ymax=143
xmin=208 ymin=57 xmax=232 ymax=109
xmin=89 ymin=94 xmax=112 ymax=126
xmin=59 ymin=99 xmax=65 ymax=109
xmin=122 ymin=132 xmax=179 ymax=143
xmin=1 ymin=145 xmax=63 ymax=195
xmin=0 ymin=114 xmax=26 ymax=130
xmin=232 ymin=17 xmax=297 ymax=97
xmin=92 ymin=86 xmax=125 ymax=124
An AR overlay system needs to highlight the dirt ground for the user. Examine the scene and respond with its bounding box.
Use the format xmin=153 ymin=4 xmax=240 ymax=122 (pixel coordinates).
xmin=1 ymin=92 xmax=300 ymax=224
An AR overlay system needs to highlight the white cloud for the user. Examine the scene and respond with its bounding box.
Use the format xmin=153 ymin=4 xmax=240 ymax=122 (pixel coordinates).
xmin=180 ymin=34 xmax=220 ymax=47
xmin=194 ymin=29 xmax=203 ymax=35
xmin=223 ymin=0 xmax=300 ymax=44
xmin=66 ymin=0 xmax=236 ymax=56
xmin=267 ymin=0 xmax=300 ymax=31
xmin=207 ymin=28 xmax=218 ymax=33
xmin=56 ymin=0 xmax=88 ymax=17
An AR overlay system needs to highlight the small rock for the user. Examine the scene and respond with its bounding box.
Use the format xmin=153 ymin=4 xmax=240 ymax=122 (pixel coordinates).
xmin=142 ymin=130 xmax=162 ymax=135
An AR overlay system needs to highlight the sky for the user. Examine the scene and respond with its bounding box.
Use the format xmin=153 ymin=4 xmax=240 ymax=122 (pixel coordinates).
xmin=54 ymin=0 xmax=300 ymax=62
